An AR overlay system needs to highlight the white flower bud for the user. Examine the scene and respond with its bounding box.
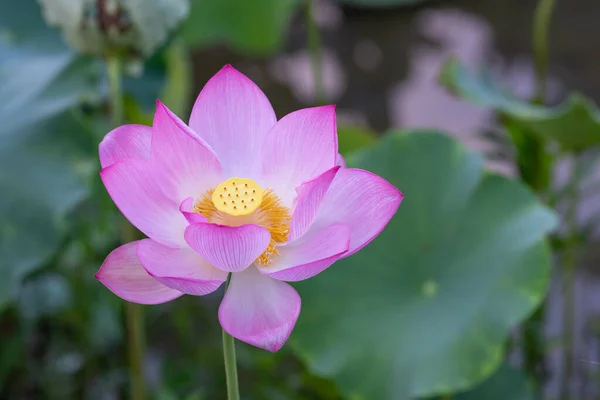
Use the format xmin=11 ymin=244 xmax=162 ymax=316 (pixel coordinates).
xmin=38 ymin=0 xmax=189 ymax=58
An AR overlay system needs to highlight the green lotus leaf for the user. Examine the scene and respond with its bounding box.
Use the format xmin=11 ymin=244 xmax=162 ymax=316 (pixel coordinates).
xmin=337 ymin=126 xmax=378 ymax=156
xmin=0 ymin=3 xmax=97 ymax=309
xmin=0 ymin=113 xmax=92 ymax=310
xmin=180 ymin=0 xmax=299 ymax=55
xmin=292 ymin=130 xmax=557 ymax=399
xmin=455 ymin=363 xmax=535 ymax=400
xmin=440 ymin=57 xmax=600 ymax=151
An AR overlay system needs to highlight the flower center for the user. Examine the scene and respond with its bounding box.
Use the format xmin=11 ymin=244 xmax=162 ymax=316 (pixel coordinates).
xmin=212 ymin=177 xmax=264 ymax=217
xmin=194 ymin=177 xmax=291 ymax=266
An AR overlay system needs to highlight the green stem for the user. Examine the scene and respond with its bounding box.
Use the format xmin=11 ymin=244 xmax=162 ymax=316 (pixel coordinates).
xmin=222 ymin=274 xmax=240 ymax=400
xmin=107 ymin=56 xmax=147 ymax=400
xmin=125 ymin=298 xmax=146 ymax=400
xmin=522 ymin=305 xmax=545 ymax=389
xmin=518 ymin=0 xmax=557 ymax=386
xmin=561 ymin=154 xmax=581 ymax=400
xmin=122 ymin=203 xmax=147 ymax=400
xmin=106 ymin=56 xmax=124 ymax=127
xmin=532 ymin=0 xmax=557 ymax=103
xmin=305 ymin=0 xmax=324 ymax=105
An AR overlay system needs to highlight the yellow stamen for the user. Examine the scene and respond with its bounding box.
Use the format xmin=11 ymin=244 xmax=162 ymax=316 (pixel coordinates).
xmin=212 ymin=177 xmax=263 ymax=216
xmin=194 ymin=179 xmax=290 ymax=266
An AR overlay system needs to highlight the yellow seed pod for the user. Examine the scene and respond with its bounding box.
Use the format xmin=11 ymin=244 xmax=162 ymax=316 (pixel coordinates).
xmin=212 ymin=177 xmax=263 ymax=217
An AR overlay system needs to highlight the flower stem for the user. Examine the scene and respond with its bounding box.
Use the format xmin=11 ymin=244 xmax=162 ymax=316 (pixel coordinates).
xmin=561 ymin=154 xmax=581 ymax=400
xmin=123 ymin=219 xmax=146 ymax=400
xmin=222 ymin=274 xmax=240 ymax=400
xmin=519 ymin=0 xmax=557 ymax=388
xmin=125 ymin=296 xmax=147 ymax=400
xmin=305 ymin=0 xmax=324 ymax=105
xmin=532 ymin=0 xmax=557 ymax=103
xmin=106 ymin=56 xmax=124 ymax=127
xmin=106 ymin=55 xmax=147 ymax=400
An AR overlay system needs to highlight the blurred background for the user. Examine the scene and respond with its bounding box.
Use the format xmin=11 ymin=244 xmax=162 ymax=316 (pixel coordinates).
xmin=1 ymin=0 xmax=599 ymax=399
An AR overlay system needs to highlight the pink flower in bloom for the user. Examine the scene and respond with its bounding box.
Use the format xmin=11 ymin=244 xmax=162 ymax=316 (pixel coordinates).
xmin=96 ymin=65 xmax=403 ymax=352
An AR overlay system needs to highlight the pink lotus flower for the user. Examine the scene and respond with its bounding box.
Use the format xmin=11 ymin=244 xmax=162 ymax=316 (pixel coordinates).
xmin=96 ymin=65 xmax=402 ymax=352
